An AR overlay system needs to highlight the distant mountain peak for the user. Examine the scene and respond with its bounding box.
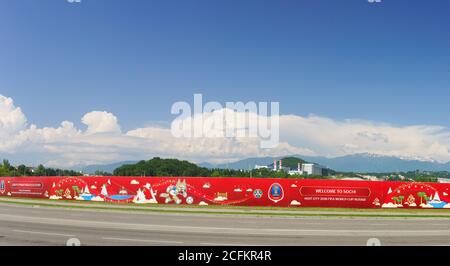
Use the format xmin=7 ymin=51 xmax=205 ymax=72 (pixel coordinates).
xmin=350 ymin=153 xmax=439 ymax=163
xmin=200 ymin=153 xmax=450 ymax=173
xmin=352 ymin=153 xmax=389 ymax=158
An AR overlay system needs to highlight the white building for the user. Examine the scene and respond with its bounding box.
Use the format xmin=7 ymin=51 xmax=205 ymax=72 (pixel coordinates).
xmin=257 ymin=160 xmax=326 ymax=176
xmin=438 ymin=178 xmax=450 ymax=183
xmin=359 ymin=175 xmax=381 ymax=181
xmin=302 ymin=163 xmax=323 ymax=176
xmin=288 ymin=169 xmax=303 ymax=175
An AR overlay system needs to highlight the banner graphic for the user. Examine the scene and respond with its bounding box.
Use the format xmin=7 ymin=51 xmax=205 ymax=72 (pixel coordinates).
xmin=0 ymin=177 xmax=449 ymax=209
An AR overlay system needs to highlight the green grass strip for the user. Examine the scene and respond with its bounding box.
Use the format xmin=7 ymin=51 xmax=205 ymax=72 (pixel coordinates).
xmin=2 ymin=199 xmax=450 ymax=219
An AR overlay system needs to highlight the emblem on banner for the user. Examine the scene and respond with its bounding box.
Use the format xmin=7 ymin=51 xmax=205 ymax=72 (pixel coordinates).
xmin=186 ymin=196 xmax=194 ymax=205
xmin=268 ymin=183 xmax=284 ymax=203
xmin=0 ymin=180 xmax=5 ymax=194
xmin=253 ymin=189 xmax=263 ymax=199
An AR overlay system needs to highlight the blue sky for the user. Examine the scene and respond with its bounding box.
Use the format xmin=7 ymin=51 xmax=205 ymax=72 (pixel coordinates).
xmin=0 ymin=0 xmax=450 ymax=166
xmin=1 ymin=0 xmax=449 ymax=130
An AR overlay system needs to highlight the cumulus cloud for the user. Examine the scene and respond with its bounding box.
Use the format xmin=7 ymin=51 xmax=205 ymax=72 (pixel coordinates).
xmin=281 ymin=114 xmax=450 ymax=162
xmin=1 ymin=94 xmax=450 ymax=167
xmin=0 ymin=95 xmax=27 ymax=137
xmin=82 ymin=111 xmax=121 ymax=134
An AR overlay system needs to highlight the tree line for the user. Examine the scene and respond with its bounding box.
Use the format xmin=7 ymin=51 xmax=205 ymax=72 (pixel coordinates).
xmin=113 ymin=157 xmax=328 ymax=179
xmin=0 ymin=159 xmax=82 ymax=177
xmin=0 ymin=157 xmax=443 ymax=182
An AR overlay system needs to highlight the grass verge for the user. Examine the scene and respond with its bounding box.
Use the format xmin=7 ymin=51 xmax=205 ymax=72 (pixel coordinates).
xmin=1 ymin=198 xmax=450 ymax=219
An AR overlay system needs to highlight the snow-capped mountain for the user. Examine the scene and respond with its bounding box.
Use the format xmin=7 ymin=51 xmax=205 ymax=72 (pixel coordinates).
xmin=199 ymin=153 xmax=450 ymax=173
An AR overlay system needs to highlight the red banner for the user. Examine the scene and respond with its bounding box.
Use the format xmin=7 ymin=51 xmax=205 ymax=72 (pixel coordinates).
xmin=0 ymin=177 xmax=449 ymax=209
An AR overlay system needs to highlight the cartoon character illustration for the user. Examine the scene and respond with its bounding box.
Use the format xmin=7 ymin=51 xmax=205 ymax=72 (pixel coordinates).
xmin=160 ymin=179 xmax=188 ymax=204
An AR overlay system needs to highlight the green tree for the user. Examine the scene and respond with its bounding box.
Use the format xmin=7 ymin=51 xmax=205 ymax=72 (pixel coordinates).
xmin=398 ymin=195 xmax=405 ymax=205
xmin=392 ymin=197 xmax=400 ymax=204
xmin=35 ymin=165 xmax=46 ymax=176
xmin=0 ymin=159 xmax=12 ymax=176
xmin=417 ymin=192 xmax=429 ymax=205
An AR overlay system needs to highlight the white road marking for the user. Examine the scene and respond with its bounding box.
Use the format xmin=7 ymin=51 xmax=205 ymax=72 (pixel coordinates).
xmin=13 ymin=229 xmax=75 ymax=237
xmin=2 ymin=214 xmax=450 ymax=237
xmin=102 ymin=237 xmax=183 ymax=244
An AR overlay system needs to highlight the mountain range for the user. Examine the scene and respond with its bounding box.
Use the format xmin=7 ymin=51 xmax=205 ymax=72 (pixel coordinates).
xmin=78 ymin=153 xmax=450 ymax=174
xmin=78 ymin=161 xmax=137 ymax=175
xmin=200 ymin=153 xmax=450 ymax=173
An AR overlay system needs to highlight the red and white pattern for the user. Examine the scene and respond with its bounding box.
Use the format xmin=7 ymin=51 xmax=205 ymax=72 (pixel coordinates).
xmin=1 ymin=176 xmax=449 ymax=209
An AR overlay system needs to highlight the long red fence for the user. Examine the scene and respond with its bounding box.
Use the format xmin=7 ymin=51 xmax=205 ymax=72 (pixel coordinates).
xmin=0 ymin=176 xmax=449 ymax=209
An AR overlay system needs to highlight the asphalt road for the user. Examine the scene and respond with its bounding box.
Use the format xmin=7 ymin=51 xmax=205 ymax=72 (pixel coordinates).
xmin=0 ymin=203 xmax=449 ymax=246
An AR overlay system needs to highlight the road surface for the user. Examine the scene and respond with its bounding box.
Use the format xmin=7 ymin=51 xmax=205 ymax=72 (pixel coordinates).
xmin=0 ymin=203 xmax=449 ymax=246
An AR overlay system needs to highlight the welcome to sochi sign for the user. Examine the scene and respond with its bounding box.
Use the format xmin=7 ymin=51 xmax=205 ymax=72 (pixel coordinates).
xmin=0 ymin=177 xmax=449 ymax=209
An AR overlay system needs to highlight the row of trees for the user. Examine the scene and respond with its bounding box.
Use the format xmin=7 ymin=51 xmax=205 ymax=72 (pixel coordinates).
xmin=0 ymin=159 xmax=82 ymax=177
xmin=99 ymin=158 xmax=443 ymax=181
xmin=1 ymin=157 xmax=444 ymax=182
xmin=113 ymin=157 xmax=329 ymax=179
xmin=113 ymin=158 xmax=211 ymax=177
xmin=386 ymin=175 xmax=438 ymax=182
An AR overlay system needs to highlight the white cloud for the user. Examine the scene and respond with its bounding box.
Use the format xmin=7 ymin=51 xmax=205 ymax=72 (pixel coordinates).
xmin=82 ymin=111 xmax=121 ymax=134
xmin=0 ymin=95 xmax=27 ymax=137
xmin=382 ymin=202 xmax=397 ymax=208
xmin=280 ymin=114 xmax=450 ymax=162
xmin=1 ymin=94 xmax=450 ymax=168
xmin=290 ymin=200 xmax=301 ymax=206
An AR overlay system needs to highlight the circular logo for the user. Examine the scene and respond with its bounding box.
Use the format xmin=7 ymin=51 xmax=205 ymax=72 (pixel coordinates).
xmin=268 ymin=183 xmax=284 ymax=203
xmin=186 ymin=196 xmax=194 ymax=205
xmin=253 ymin=189 xmax=263 ymax=199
